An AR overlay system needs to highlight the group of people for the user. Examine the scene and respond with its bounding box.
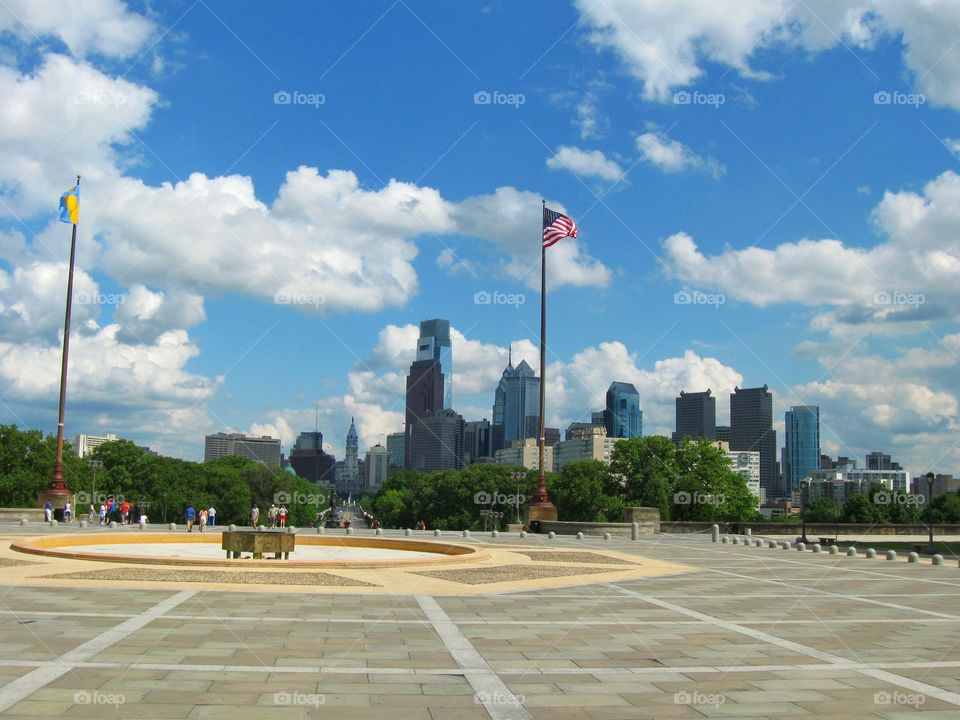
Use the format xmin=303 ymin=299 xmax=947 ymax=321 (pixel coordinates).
xmin=249 ymin=504 xmax=287 ymax=528
xmin=43 ymin=498 xmax=147 ymax=524
xmin=184 ymin=505 xmax=216 ymax=532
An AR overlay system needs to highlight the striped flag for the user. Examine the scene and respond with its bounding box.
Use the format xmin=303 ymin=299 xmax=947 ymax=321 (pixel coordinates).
xmin=542 ymin=206 xmax=577 ymax=248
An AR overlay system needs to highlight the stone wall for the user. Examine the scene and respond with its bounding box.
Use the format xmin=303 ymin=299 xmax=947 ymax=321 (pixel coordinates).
xmin=661 ymin=520 xmax=960 ymax=536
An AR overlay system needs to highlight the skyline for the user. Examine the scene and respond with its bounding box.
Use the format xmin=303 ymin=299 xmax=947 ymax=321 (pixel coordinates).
xmin=1 ymin=1 xmax=959 ymax=475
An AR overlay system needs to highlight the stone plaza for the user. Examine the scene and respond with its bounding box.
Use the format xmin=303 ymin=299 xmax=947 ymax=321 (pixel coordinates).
xmin=0 ymin=525 xmax=958 ymax=719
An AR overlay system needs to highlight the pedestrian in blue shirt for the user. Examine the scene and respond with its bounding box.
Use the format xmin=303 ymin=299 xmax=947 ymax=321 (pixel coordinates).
xmin=185 ymin=505 xmax=196 ymax=532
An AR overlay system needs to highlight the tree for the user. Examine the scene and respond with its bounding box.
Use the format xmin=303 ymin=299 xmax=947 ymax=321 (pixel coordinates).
xmin=549 ymin=461 xmax=625 ymax=522
xmin=803 ymin=497 xmax=840 ymax=524
xmin=840 ymin=493 xmax=884 ymax=523
xmin=609 ymin=436 xmax=677 ymax=519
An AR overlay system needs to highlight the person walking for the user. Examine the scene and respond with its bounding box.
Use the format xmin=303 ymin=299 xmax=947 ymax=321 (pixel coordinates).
xmin=98 ymin=503 xmax=106 ymax=525
xmin=185 ymin=505 xmax=196 ymax=532
xmin=207 ymin=507 xmax=216 ymax=527
xmin=198 ymin=507 xmax=208 ymax=533
xmin=251 ymin=506 xmax=260 ymax=527
xmin=268 ymin=504 xmax=278 ymax=527
xmin=43 ymin=500 xmax=52 ymax=522
xmin=88 ymin=504 xmax=95 ymax=523
xmin=64 ymin=501 xmax=72 ymax=523
xmin=278 ymin=505 xmax=287 ymax=528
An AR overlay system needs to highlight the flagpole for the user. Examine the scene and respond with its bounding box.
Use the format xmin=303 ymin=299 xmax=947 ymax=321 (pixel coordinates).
xmin=46 ymin=175 xmax=80 ymax=503
xmin=530 ymin=200 xmax=556 ymax=521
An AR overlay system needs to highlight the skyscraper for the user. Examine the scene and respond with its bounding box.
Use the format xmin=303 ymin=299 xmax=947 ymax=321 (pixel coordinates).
xmin=730 ymin=385 xmax=777 ymax=497
xmin=386 ymin=432 xmax=405 ymax=468
xmin=604 ymin=382 xmax=642 ymax=438
xmin=363 ymin=444 xmax=389 ymax=491
xmin=782 ymin=406 xmax=820 ymax=495
xmin=204 ymin=433 xmax=281 ymax=467
xmin=404 ymin=355 xmax=444 ymax=468
xmin=464 ymin=419 xmax=491 ymax=463
xmin=407 ymin=409 xmax=465 ymax=471
xmin=674 ymin=390 xmax=716 ymax=441
xmin=288 ymin=430 xmax=335 ymax=485
xmin=491 ymin=352 xmax=541 ymax=454
xmin=416 ymin=319 xmax=453 ymax=409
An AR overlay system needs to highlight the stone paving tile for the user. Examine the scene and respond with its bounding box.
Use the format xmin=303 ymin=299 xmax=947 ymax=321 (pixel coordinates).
xmin=0 ymin=614 xmax=123 ymax=661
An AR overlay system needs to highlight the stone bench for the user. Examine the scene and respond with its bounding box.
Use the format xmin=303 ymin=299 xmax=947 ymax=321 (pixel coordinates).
xmin=221 ymin=530 xmax=295 ymax=559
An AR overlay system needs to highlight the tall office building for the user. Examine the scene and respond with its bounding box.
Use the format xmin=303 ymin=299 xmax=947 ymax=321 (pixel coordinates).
xmin=363 ymin=444 xmax=389 ymax=491
xmin=72 ymin=433 xmax=120 ymax=458
xmin=464 ymin=419 xmax=491 ymax=464
xmin=407 ymin=409 xmax=465 ymax=471
xmin=288 ymin=430 xmax=335 ymax=485
xmin=204 ymin=433 xmax=281 ymax=467
xmin=729 ymin=385 xmax=777 ymax=497
xmin=674 ymin=390 xmax=716 ymax=441
xmin=416 ymin=319 xmax=453 ymax=409
xmin=604 ymin=382 xmax=642 ymax=438
xmin=491 ymin=352 xmax=541 ymax=453
xmin=404 ymin=355 xmax=444 ymax=468
xmin=782 ymin=406 xmax=820 ymax=495
xmin=386 ymin=432 xmax=405 ymax=468
xmin=866 ymin=451 xmax=902 ymax=471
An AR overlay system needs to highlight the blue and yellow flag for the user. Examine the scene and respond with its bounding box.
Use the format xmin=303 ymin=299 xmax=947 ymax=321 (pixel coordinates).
xmin=59 ymin=185 xmax=79 ymax=224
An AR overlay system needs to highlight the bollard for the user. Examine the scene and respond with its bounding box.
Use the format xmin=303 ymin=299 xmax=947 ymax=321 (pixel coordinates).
xmin=603 ymin=532 xmax=612 ymax=541
xmin=796 ymin=542 xmax=805 ymax=551
xmin=908 ymin=552 xmax=919 ymax=563
xmin=768 ymin=540 xmax=778 ymax=549
xmin=405 ymin=528 xmax=413 ymax=537
xmin=781 ymin=542 xmax=790 ymax=550
xmin=866 ymin=548 xmax=876 ymax=558
xmin=317 ymin=526 xmax=324 ymax=534
xmin=744 ymin=527 xmax=751 ymax=536
xmin=846 ymin=547 xmax=857 ymax=557
xmin=548 ymin=531 xmax=556 ymax=539
xmin=346 ymin=527 xmax=353 ymax=535
xmin=433 ymin=529 xmax=441 ymax=537
xmin=19 ymin=518 xmax=28 ymax=526
xmin=108 ymin=521 xmax=116 ymax=529
xmin=463 ymin=529 xmax=471 ymax=538
xmin=812 ymin=544 xmax=821 ymax=553
xmin=78 ymin=519 xmax=87 ymax=528
xmin=829 ymin=545 xmax=839 ymax=555
xmin=886 ymin=550 xmax=897 ymax=561
xmin=519 ymin=530 xmax=527 ymax=539
xmin=732 ymin=537 xmax=741 ymax=545
xmin=258 ymin=525 xmax=266 ymax=532
xmin=721 ymin=536 xmax=729 ymax=544
xmin=491 ymin=530 xmax=499 ymax=538
xmin=168 ymin=523 xmax=176 ymax=531
xmin=631 ymin=522 xmax=639 ymax=541
xmin=576 ymin=532 xmax=584 ymax=540
xmin=375 ymin=528 xmax=383 ymax=536
xmin=139 ymin=521 xmax=146 ymax=530
xmin=932 ymin=554 xmax=944 ymax=566
xmin=229 ymin=524 xmax=237 ymax=532
xmin=711 ymin=524 xmax=720 ymax=543
xmin=288 ymin=526 xmax=296 ymax=534
xmin=49 ymin=519 xmax=58 ymax=527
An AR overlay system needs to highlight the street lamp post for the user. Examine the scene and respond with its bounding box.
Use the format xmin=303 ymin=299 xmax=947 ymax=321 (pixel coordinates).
xmin=925 ymin=471 xmax=936 ymax=554
xmin=800 ymin=479 xmax=810 ymax=544
xmin=511 ymin=471 xmax=525 ymax=525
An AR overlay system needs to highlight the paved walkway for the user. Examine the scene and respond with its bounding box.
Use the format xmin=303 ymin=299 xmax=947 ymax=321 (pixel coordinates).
xmin=0 ymin=530 xmax=958 ymax=718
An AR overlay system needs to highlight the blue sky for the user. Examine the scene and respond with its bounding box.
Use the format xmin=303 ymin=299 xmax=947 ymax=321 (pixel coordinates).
xmin=1 ymin=0 xmax=959 ymax=476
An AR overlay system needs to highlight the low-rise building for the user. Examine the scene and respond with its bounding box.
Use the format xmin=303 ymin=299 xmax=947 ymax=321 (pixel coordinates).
xmin=494 ymin=438 xmax=553 ymax=472
xmin=553 ymin=425 xmax=620 ymax=473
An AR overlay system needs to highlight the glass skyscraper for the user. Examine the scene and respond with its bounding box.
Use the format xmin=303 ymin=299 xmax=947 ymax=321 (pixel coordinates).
xmin=782 ymin=406 xmax=820 ymax=495
xmin=604 ymin=382 xmax=642 ymax=438
xmin=416 ymin=319 xmax=453 ymax=410
xmin=491 ymin=353 xmax=541 ymax=453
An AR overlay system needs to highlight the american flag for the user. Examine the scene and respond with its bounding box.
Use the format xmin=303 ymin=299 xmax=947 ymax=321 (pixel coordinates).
xmin=542 ymin=206 xmax=578 ymax=248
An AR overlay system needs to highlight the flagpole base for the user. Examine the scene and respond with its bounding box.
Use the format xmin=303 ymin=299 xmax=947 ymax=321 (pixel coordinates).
xmin=526 ymin=502 xmax=558 ymax=523
xmin=39 ymin=464 xmax=71 ymax=508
